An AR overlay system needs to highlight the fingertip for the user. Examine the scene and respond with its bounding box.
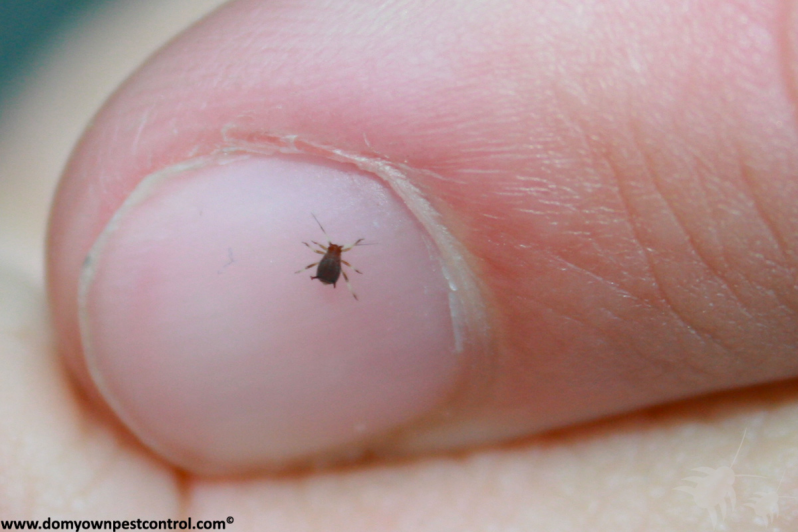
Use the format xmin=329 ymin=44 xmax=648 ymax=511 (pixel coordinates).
xmin=79 ymin=154 xmax=464 ymax=472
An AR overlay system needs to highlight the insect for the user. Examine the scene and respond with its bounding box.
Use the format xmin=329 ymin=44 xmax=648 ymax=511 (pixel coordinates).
xmin=295 ymin=214 xmax=366 ymax=300
xmin=746 ymin=489 xmax=780 ymax=526
xmin=674 ymin=429 xmax=766 ymax=529
xmin=675 ymin=465 xmax=737 ymax=528
xmin=744 ymin=471 xmax=798 ymax=527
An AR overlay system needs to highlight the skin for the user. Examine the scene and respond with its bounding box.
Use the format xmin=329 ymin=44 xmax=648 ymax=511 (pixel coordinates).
xmin=0 ymin=0 xmax=797 ymax=528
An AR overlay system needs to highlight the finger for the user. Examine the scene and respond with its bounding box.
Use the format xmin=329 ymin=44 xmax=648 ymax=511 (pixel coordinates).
xmin=48 ymin=0 xmax=798 ymax=473
xmin=0 ymin=261 xmax=179 ymax=515
xmin=188 ymin=388 xmax=798 ymax=530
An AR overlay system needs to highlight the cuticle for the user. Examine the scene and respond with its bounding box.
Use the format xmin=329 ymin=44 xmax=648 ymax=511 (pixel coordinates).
xmin=219 ymin=136 xmax=490 ymax=340
xmin=79 ymin=141 xmax=495 ymax=464
xmin=216 ymin=134 xmax=494 ymax=403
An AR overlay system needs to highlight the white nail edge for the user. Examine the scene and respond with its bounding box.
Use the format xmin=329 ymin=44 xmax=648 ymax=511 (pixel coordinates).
xmin=77 ymin=140 xmax=493 ymax=469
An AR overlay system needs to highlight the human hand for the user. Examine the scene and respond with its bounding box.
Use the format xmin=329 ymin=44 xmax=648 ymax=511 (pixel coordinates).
xmin=4 ymin=0 xmax=798 ymax=528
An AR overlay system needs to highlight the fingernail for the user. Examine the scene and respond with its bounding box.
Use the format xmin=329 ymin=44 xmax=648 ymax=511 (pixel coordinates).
xmin=79 ymin=155 xmax=460 ymax=472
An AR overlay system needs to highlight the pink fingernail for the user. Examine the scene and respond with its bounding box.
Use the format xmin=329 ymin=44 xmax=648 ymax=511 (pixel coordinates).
xmin=79 ymin=155 xmax=460 ymax=472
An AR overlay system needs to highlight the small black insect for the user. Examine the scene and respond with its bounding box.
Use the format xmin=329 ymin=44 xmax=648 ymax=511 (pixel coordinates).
xmin=295 ymin=214 xmax=366 ymax=300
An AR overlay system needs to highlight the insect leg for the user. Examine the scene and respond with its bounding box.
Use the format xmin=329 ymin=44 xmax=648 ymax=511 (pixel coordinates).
xmin=341 ymin=238 xmax=365 ymax=251
xmin=311 ymin=213 xmax=332 ymax=244
xmin=302 ymin=242 xmax=326 ymax=255
xmin=295 ymin=261 xmax=319 ymax=274
xmin=340 ymin=269 xmax=358 ymax=300
xmin=341 ymin=259 xmax=362 ymax=274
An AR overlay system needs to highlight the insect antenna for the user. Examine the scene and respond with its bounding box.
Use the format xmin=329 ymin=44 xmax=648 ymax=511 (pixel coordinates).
xmin=311 ymin=213 xmax=330 ymax=244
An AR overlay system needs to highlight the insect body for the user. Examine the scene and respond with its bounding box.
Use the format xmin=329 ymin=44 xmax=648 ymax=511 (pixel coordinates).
xmin=295 ymin=214 xmax=365 ymax=300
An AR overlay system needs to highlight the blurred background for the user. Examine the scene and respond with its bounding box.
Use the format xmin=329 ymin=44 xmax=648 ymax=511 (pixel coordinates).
xmin=0 ymin=0 xmax=109 ymax=105
xmin=0 ymin=0 xmax=227 ymax=282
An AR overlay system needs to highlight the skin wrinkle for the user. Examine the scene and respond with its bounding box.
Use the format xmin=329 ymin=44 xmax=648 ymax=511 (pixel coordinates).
xmin=522 ymin=277 xmax=616 ymax=352
xmin=596 ymin=134 xmax=738 ymax=366
xmin=736 ymin=179 xmax=798 ymax=317
xmin=633 ymin=133 xmax=760 ymax=331
xmin=678 ymin=144 xmax=759 ymax=312
xmin=560 ymin=281 xmax=710 ymax=389
xmin=511 ymin=235 xmax=708 ymax=391
xmin=633 ymin=124 xmax=790 ymax=361
xmin=560 ymin=6 xmax=784 ymax=367
xmin=524 ymin=264 xmax=695 ymax=386
xmin=492 ymin=108 xmax=738 ymax=381
xmin=547 ymin=253 xmax=636 ymax=316
xmin=732 ymin=135 xmax=798 ymax=316
xmin=698 ymin=107 xmax=798 ymax=356
xmin=688 ymin=117 xmax=798 ymax=325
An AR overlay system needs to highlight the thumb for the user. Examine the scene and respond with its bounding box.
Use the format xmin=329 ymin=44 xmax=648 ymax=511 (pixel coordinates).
xmin=48 ymin=0 xmax=798 ymax=474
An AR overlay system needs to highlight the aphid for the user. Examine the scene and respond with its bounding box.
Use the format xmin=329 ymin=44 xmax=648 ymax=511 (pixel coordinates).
xmin=295 ymin=214 xmax=365 ymax=300
xmin=674 ymin=429 xmax=765 ymax=528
